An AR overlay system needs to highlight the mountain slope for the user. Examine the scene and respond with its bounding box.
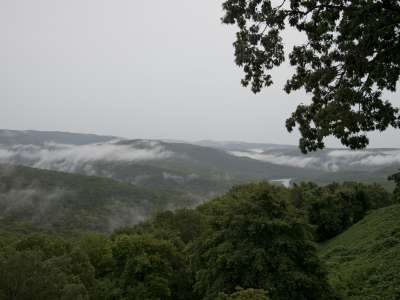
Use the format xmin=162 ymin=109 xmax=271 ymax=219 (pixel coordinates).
xmin=137 ymin=141 xmax=324 ymax=180
xmin=0 ymin=165 xmax=195 ymax=233
xmin=0 ymin=134 xmax=328 ymax=197
xmin=0 ymin=130 xmax=398 ymax=193
xmin=319 ymin=205 xmax=400 ymax=299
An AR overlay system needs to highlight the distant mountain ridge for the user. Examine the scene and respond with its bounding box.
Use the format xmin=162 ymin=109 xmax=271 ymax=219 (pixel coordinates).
xmin=194 ymin=140 xmax=298 ymax=151
xmin=0 ymin=129 xmax=398 ymax=191
xmin=0 ymin=129 xmax=323 ymax=180
xmin=194 ymin=139 xmax=400 ymax=174
xmin=0 ymin=129 xmax=118 ymax=146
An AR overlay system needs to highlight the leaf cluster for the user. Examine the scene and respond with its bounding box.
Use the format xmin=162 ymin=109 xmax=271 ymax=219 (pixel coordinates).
xmin=222 ymin=0 xmax=400 ymax=152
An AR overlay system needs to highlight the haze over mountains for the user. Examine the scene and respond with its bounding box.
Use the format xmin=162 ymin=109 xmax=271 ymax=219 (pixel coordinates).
xmin=1 ymin=129 xmax=399 ymax=190
xmin=1 ymin=128 xmax=397 ymax=233
xmin=196 ymin=140 xmax=400 ymax=172
xmin=0 ymin=164 xmax=195 ymax=232
xmin=0 ymin=129 xmax=399 ymax=298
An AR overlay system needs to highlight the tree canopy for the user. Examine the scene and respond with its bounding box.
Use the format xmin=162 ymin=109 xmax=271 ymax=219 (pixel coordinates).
xmin=222 ymin=0 xmax=400 ymax=153
xmin=1 ymin=180 xmax=399 ymax=299
xmin=217 ymin=287 xmax=271 ymax=300
xmin=192 ymin=183 xmax=337 ymax=300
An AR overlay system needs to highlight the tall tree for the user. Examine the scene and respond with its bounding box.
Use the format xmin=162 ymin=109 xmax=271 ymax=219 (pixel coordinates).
xmin=192 ymin=183 xmax=338 ymax=300
xmin=389 ymin=170 xmax=400 ymax=202
xmin=222 ymin=0 xmax=400 ymax=153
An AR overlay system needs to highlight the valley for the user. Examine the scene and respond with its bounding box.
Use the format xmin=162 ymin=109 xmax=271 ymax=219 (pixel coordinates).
xmin=0 ymin=130 xmax=399 ymax=299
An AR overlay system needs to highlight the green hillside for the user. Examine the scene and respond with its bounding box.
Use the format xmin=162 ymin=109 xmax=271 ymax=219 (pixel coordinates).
xmin=319 ymin=205 xmax=400 ymax=299
xmin=0 ymin=165 xmax=196 ymax=234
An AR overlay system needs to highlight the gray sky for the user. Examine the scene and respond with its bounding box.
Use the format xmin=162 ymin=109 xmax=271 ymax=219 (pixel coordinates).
xmin=1 ymin=0 xmax=399 ymax=147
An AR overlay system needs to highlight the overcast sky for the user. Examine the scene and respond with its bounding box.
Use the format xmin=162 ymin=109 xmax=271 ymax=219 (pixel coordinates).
xmin=1 ymin=1 xmax=399 ymax=147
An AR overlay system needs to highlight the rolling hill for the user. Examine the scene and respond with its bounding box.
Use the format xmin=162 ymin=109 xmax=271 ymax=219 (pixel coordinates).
xmin=0 ymin=164 xmax=197 ymax=233
xmin=0 ymin=130 xmax=328 ymax=196
xmin=319 ymin=205 xmax=400 ymax=299
xmin=0 ymin=129 xmax=398 ymax=195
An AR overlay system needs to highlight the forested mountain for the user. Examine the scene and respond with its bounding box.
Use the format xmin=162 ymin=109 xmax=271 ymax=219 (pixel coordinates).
xmin=0 ymin=164 xmax=196 ymax=233
xmin=196 ymin=140 xmax=400 ymax=188
xmin=0 ymin=130 xmax=326 ymax=198
xmin=0 ymin=181 xmax=398 ymax=299
xmin=1 ymin=130 xmax=399 ymax=299
xmin=1 ymin=130 xmax=398 ymax=193
xmin=0 ymin=125 xmax=398 ymax=299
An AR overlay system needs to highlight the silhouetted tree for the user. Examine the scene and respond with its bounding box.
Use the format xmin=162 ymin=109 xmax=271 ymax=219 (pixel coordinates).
xmin=222 ymin=0 xmax=400 ymax=153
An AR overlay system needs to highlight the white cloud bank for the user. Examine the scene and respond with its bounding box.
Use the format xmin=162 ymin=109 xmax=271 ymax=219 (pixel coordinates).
xmin=327 ymin=150 xmax=400 ymax=166
xmin=229 ymin=149 xmax=400 ymax=172
xmin=0 ymin=141 xmax=173 ymax=173
xmin=229 ymin=151 xmax=320 ymax=169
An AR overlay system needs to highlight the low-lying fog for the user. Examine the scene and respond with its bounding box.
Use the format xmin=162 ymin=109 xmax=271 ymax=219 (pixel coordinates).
xmin=0 ymin=139 xmax=399 ymax=174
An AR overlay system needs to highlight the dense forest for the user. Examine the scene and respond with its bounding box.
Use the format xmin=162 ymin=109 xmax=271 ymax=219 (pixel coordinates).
xmin=0 ymin=164 xmax=197 ymax=233
xmin=1 ymin=177 xmax=399 ymax=299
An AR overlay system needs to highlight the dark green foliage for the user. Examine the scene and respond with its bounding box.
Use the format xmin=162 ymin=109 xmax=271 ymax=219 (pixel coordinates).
xmin=14 ymin=234 xmax=71 ymax=258
xmin=289 ymin=181 xmax=320 ymax=210
xmin=0 ymin=236 xmax=95 ymax=300
xmin=111 ymin=234 xmax=178 ymax=299
xmin=78 ymin=234 xmax=115 ymax=278
xmin=111 ymin=210 xmax=204 ymax=300
xmin=291 ymin=182 xmax=393 ymax=241
xmin=192 ymin=183 xmax=337 ymax=300
xmin=131 ymin=209 xmax=207 ymax=244
xmin=0 ymin=165 xmax=192 ymax=233
xmin=388 ymin=169 xmax=400 ymax=202
xmin=319 ymin=205 xmax=400 ymax=299
xmin=217 ymin=287 xmax=270 ymax=300
xmin=109 ymin=231 xmax=194 ymax=300
xmin=0 ymin=231 xmax=192 ymax=300
xmin=0 ymin=179 xmax=398 ymax=299
xmin=222 ymin=0 xmax=400 ymax=153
